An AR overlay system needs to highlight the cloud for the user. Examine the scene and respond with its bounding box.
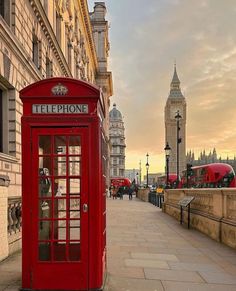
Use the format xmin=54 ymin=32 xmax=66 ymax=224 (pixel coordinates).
xmin=89 ymin=0 xmax=236 ymax=172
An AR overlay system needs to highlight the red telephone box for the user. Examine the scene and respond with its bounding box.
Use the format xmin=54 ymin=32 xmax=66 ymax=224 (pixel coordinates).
xmin=20 ymin=78 xmax=107 ymax=291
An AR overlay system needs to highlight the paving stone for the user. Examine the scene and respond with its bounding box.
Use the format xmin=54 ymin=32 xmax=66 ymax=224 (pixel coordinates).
xmin=107 ymin=251 xmax=130 ymax=259
xmin=198 ymin=271 xmax=236 ymax=284
xmin=212 ymin=247 xmax=236 ymax=257
xmin=125 ymin=258 xmax=169 ymax=269
xmin=0 ymin=263 xmax=21 ymax=272
xmin=120 ymin=246 xmax=150 ymax=253
xmin=220 ymin=263 xmax=236 ymax=276
xmin=168 ymin=262 xmax=224 ymax=272
xmin=137 ymin=242 xmax=169 ymax=248
xmin=107 ymin=266 xmax=145 ymax=279
xmin=162 ymin=280 xmax=236 ymax=291
xmin=0 ymin=272 xmax=21 ymax=285
xmin=104 ymin=275 xmax=164 ymax=291
xmin=144 ymin=268 xmax=204 ymax=282
xmin=175 ymin=254 xmax=214 ymax=263
xmin=0 ymin=285 xmax=8 ymax=291
xmin=224 ymin=256 xmax=236 ymax=265
xmin=175 ymin=248 xmax=203 ymax=255
xmin=2 ymin=286 xmax=22 ymax=291
xmin=131 ymin=252 xmax=179 ymax=262
xmin=148 ymin=247 xmax=178 ymax=254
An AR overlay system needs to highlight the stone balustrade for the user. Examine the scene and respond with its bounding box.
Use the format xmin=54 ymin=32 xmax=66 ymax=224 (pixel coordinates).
xmin=8 ymin=197 xmax=22 ymax=254
xmin=8 ymin=199 xmax=22 ymax=235
xmin=163 ymin=188 xmax=236 ymax=249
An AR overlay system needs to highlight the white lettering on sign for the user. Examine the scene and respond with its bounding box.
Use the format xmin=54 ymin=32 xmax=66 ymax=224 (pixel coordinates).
xmin=32 ymin=104 xmax=88 ymax=114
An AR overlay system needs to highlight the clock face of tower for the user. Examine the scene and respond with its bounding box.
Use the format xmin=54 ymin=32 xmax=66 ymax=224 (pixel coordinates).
xmin=170 ymin=105 xmax=183 ymax=119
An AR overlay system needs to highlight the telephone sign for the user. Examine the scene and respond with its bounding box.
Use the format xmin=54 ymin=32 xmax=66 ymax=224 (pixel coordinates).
xmin=32 ymin=104 xmax=89 ymax=114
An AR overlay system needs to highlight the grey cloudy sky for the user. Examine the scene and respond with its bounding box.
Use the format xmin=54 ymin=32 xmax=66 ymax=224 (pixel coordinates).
xmin=89 ymin=0 xmax=236 ymax=173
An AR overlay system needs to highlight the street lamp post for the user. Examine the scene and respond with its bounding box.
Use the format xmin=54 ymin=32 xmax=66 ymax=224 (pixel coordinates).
xmin=175 ymin=110 xmax=182 ymax=183
xmin=164 ymin=142 xmax=171 ymax=188
xmin=146 ymin=153 xmax=149 ymax=188
xmin=139 ymin=160 xmax=142 ymax=186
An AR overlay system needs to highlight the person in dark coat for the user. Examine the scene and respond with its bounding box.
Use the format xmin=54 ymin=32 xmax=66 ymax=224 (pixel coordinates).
xmin=128 ymin=186 xmax=133 ymax=200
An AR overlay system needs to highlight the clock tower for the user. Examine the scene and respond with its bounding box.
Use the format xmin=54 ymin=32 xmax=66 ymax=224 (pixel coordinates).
xmin=165 ymin=65 xmax=186 ymax=176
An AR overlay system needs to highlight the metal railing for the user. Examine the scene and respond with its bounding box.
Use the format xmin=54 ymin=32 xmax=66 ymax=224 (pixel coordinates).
xmin=148 ymin=192 xmax=164 ymax=208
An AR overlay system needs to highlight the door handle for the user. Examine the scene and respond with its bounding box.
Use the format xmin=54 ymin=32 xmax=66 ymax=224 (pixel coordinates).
xmin=83 ymin=204 xmax=88 ymax=213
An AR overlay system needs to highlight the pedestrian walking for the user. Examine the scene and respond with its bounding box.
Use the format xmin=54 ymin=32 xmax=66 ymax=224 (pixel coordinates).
xmin=128 ymin=187 xmax=133 ymax=200
xmin=119 ymin=187 xmax=123 ymax=200
xmin=112 ymin=186 xmax=118 ymax=199
xmin=109 ymin=186 xmax=112 ymax=198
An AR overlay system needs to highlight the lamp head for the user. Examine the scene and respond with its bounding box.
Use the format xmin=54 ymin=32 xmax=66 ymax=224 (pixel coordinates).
xmin=175 ymin=110 xmax=182 ymax=120
xmin=164 ymin=142 xmax=171 ymax=158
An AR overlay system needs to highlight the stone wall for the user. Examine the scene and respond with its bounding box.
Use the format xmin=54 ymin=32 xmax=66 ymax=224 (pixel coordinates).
xmin=137 ymin=188 xmax=149 ymax=202
xmin=8 ymin=197 xmax=22 ymax=255
xmin=163 ymin=189 xmax=236 ymax=249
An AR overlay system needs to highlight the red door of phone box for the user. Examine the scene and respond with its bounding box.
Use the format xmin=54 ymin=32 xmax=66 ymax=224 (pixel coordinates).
xmin=20 ymin=78 xmax=107 ymax=291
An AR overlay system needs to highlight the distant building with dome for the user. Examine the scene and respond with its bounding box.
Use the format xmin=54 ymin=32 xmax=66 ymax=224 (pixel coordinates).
xmin=109 ymin=104 xmax=126 ymax=177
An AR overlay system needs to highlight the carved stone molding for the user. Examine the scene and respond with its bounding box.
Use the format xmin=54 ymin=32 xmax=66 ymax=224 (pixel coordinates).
xmin=29 ymin=0 xmax=72 ymax=77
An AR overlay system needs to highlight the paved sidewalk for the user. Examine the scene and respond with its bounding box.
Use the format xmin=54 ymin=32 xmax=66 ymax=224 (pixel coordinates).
xmin=104 ymin=197 xmax=236 ymax=291
xmin=0 ymin=250 xmax=21 ymax=291
xmin=1 ymin=196 xmax=236 ymax=291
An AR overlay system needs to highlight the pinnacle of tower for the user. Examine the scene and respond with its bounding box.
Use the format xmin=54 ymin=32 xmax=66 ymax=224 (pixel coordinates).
xmin=168 ymin=64 xmax=184 ymax=98
xmin=172 ymin=64 xmax=180 ymax=84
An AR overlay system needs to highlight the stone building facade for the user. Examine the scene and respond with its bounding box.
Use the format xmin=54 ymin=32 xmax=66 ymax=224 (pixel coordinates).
xmin=109 ymin=104 xmax=126 ymax=178
xmin=0 ymin=0 xmax=112 ymax=261
xmin=165 ymin=65 xmax=186 ymax=175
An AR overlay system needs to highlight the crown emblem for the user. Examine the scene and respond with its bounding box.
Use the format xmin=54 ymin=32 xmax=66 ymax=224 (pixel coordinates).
xmin=51 ymin=83 xmax=68 ymax=95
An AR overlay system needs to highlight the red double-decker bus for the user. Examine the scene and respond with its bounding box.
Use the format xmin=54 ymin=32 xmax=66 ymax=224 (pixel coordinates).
xmin=157 ymin=174 xmax=182 ymax=189
xmin=110 ymin=177 xmax=132 ymax=188
xmin=181 ymin=163 xmax=236 ymax=188
xmin=110 ymin=178 xmax=133 ymax=198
